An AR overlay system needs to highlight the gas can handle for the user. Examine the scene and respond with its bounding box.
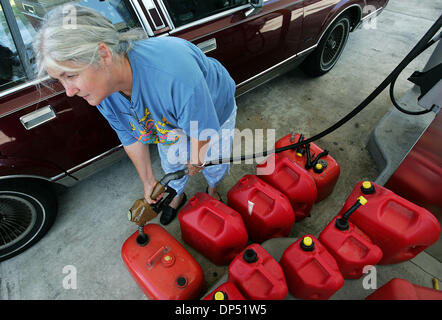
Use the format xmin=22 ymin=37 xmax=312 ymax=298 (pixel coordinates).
xmin=146 ymin=246 xmax=170 ymax=269
xmin=255 ymin=260 xmax=283 ymax=285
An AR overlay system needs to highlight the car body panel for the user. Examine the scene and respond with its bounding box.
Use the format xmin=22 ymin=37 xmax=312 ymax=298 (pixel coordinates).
xmin=0 ymin=0 xmax=388 ymax=186
xmin=169 ymin=0 xmax=305 ymax=86
xmin=0 ymin=80 xmax=120 ymax=179
xmin=0 ymin=156 xmax=62 ymax=179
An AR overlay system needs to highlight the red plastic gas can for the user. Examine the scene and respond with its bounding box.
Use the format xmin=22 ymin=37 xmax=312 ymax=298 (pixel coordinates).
xmin=203 ymin=282 xmax=246 ymax=300
xmin=256 ymin=153 xmax=317 ymax=221
xmin=275 ymin=132 xmax=340 ymax=202
xmin=178 ymin=192 xmax=248 ymax=265
xmin=366 ymin=278 xmax=442 ymax=300
xmin=121 ymin=223 xmax=205 ymax=300
xmin=228 ymin=243 xmax=288 ymax=300
xmin=340 ymin=181 xmax=441 ymax=265
xmin=318 ymin=196 xmax=383 ymax=279
xmin=279 ymin=235 xmax=344 ymax=300
xmin=227 ymin=174 xmax=295 ymax=243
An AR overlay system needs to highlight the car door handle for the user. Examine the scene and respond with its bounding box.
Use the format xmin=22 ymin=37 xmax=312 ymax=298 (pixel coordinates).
xmin=197 ymin=38 xmax=217 ymax=54
xmin=20 ymin=105 xmax=56 ymax=130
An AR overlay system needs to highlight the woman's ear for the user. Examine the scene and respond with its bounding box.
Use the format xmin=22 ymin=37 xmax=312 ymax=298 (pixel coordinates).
xmin=97 ymin=42 xmax=113 ymax=66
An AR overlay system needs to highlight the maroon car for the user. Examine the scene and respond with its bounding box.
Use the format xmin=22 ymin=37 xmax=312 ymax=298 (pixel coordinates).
xmin=0 ymin=0 xmax=388 ymax=261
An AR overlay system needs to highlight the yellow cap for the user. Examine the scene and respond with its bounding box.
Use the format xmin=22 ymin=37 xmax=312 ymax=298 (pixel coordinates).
xmin=162 ymin=254 xmax=176 ymax=268
xmin=315 ymin=163 xmax=323 ymax=170
xmin=362 ymin=181 xmax=372 ymax=190
xmin=296 ymin=152 xmax=303 ymax=157
xmin=358 ymin=196 xmax=368 ymax=205
xmin=303 ymin=236 xmax=313 ymax=247
xmin=214 ymin=291 xmax=226 ymax=300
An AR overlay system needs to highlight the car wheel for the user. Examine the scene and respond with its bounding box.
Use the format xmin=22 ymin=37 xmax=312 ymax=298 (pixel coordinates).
xmin=301 ymin=14 xmax=351 ymax=77
xmin=0 ymin=180 xmax=57 ymax=262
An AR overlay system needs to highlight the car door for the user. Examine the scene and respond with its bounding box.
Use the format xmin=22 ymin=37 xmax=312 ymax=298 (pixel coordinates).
xmin=0 ymin=0 xmax=142 ymax=185
xmin=138 ymin=0 xmax=304 ymax=94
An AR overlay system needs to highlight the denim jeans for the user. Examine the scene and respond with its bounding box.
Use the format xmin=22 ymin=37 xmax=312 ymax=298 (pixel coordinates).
xmin=157 ymin=103 xmax=237 ymax=196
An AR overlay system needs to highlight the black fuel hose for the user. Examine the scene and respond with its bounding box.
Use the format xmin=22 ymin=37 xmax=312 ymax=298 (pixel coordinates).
xmin=309 ymin=150 xmax=329 ymax=169
xmin=159 ymin=168 xmax=189 ymax=187
xmin=204 ymin=14 xmax=442 ymax=167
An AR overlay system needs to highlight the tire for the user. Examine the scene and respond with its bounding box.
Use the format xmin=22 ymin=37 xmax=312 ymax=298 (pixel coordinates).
xmin=300 ymin=14 xmax=351 ymax=77
xmin=0 ymin=180 xmax=57 ymax=262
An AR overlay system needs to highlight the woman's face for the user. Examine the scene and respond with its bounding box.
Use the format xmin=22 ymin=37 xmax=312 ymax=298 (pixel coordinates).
xmin=46 ymin=61 xmax=112 ymax=106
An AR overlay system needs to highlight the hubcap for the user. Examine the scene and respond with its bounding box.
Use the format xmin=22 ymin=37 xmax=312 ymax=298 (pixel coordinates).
xmin=0 ymin=195 xmax=37 ymax=250
xmin=321 ymin=22 xmax=346 ymax=69
xmin=327 ymin=38 xmax=337 ymax=50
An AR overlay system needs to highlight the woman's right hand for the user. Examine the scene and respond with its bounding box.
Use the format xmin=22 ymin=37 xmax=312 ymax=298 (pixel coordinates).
xmin=143 ymin=180 xmax=164 ymax=204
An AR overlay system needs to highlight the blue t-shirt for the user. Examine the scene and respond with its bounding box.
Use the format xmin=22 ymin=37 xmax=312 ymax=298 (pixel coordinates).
xmin=97 ymin=36 xmax=236 ymax=146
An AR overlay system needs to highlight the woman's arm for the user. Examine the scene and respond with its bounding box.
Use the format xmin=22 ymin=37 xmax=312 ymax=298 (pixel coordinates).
xmin=124 ymin=141 xmax=162 ymax=203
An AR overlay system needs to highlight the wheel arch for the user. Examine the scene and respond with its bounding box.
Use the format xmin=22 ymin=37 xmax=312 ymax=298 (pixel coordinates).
xmin=317 ymin=3 xmax=363 ymax=45
xmin=0 ymin=175 xmax=61 ymax=195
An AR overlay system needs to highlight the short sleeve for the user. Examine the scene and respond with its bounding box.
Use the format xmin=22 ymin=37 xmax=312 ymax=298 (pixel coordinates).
xmin=97 ymin=102 xmax=137 ymax=146
xmin=176 ymin=79 xmax=221 ymax=140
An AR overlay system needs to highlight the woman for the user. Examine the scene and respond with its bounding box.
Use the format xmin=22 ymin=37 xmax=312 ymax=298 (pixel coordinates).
xmin=33 ymin=5 xmax=237 ymax=225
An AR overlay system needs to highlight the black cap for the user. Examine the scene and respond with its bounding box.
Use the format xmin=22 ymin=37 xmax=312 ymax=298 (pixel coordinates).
xmin=335 ymin=217 xmax=350 ymax=231
xmin=300 ymin=237 xmax=315 ymax=251
xmin=313 ymin=163 xmax=325 ymax=174
xmin=243 ymin=249 xmax=258 ymax=263
xmin=176 ymin=276 xmax=187 ymax=288
xmin=136 ymin=234 xmax=149 ymax=246
xmin=361 ymin=181 xmax=376 ymax=194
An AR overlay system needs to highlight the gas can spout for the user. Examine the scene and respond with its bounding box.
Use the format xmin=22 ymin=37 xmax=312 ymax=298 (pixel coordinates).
xmin=136 ymin=225 xmax=149 ymax=246
xmin=335 ymin=196 xmax=367 ymax=230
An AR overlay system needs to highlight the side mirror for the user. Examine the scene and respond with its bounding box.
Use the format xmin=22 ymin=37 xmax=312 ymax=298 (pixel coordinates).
xmin=246 ymin=0 xmax=263 ymax=17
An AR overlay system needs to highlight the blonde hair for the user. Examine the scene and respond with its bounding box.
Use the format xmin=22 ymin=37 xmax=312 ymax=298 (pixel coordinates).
xmin=33 ymin=4 xmax=147 ymax=78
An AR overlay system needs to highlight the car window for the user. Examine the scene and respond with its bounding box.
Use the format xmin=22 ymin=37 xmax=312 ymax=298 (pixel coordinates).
xmin=0 ymin=6 xmax=27 ymax=91
xmin=2 ymin=0 xmax=140 ymax=90
xmin=162 ymin=0 xmax=249 ymax=28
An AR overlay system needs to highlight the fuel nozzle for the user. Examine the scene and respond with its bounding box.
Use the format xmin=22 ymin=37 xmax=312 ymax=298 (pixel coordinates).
xmin=155 ymin=168 xmax=189 ymax=199
xmin=127 ymin=168 xmax=189 ymax=228
xmin=335 ymin=196 xmax=367 ymax=231
xmin=128 ymin=198 xmax=159 ymax=226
